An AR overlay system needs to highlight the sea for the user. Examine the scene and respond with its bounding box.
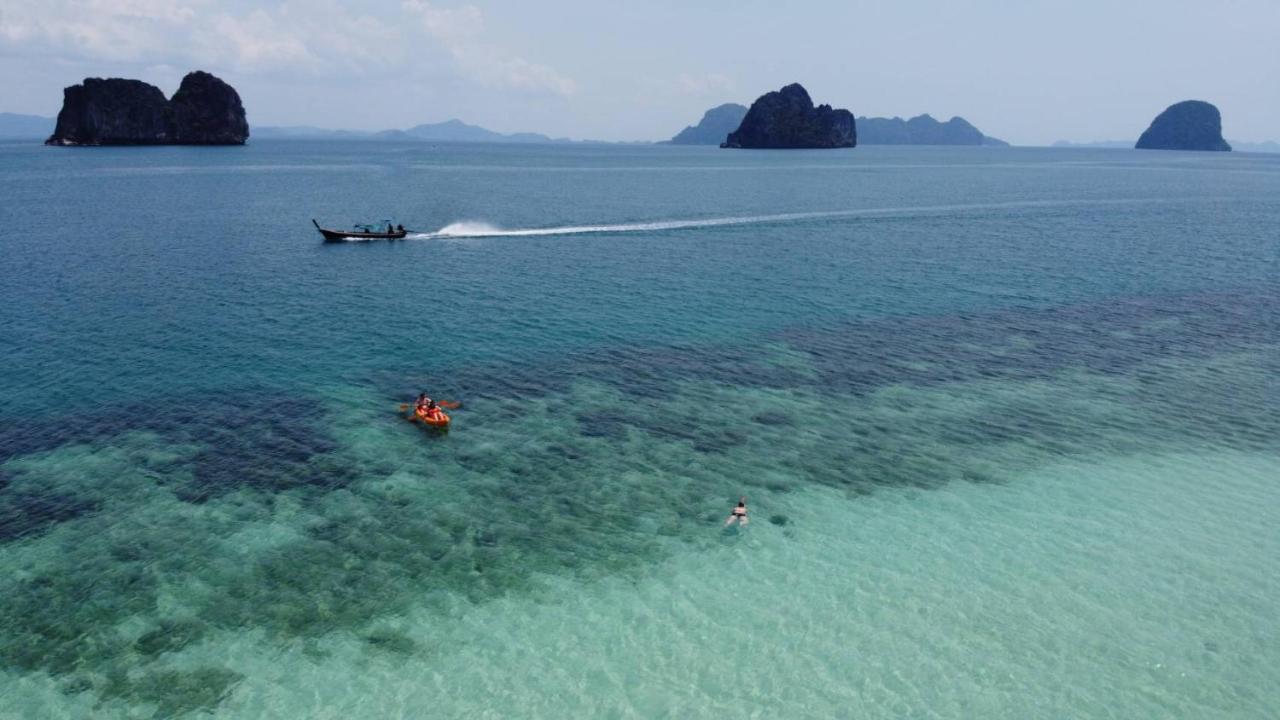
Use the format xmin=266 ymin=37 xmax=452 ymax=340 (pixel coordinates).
xmin=0 ymin=140 xmax=1277 ymax=719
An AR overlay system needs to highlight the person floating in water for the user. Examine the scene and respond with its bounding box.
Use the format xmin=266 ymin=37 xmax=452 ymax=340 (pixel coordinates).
xmin=725 ymin=497 xmax=749 ymax=527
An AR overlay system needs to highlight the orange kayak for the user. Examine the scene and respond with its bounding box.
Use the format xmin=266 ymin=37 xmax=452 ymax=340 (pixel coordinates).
xmin=415 ymin=407 xmax=450 ymax=428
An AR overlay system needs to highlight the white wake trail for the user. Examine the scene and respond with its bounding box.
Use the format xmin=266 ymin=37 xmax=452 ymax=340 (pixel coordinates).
xmin=411 ymin=214 xmax=820 ymax=240
xmin=407 ymin=197 xmax=1208 ymax=241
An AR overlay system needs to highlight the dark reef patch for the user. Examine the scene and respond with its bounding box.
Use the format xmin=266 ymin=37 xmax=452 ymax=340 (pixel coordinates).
xmin=0 ymin=391 xmax=354 ymax=514
xmin=751 ymin=412 xmax=794 ymax=426
xmin=2 ymin=565 xmax=157 ymax=676
xmin=2 ymin=288 xmax=1277 ymax=715
xmin=364 ymin=629 xmax=418 ymax=655
xmin=134 ymin=619 xmax=208 ymax=657
xmin=0 ymin=487 xmax=101 ymax=542
xmin=777 ymin=291 xmax=1278 ymax=397
xmin=428 ymin=341 xmax=806 ymax=409
xmin=177 ymin=396 xmax=353 ymax=503
xmin=99 ymin=667 xmax=244 ymax=717
xmin=576 ymin=408 xmax=632 ymax=440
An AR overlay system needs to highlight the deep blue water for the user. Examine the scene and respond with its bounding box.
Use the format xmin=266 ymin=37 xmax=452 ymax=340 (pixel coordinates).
xmin=1 ymin=141 xmax=1278 ymax=718
xmin=4 ymin=142 xmax=1277 ymax=424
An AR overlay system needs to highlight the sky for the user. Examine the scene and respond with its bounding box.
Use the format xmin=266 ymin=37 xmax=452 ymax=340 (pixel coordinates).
xmin=1 ymin=0 xmax=1277 ymax=144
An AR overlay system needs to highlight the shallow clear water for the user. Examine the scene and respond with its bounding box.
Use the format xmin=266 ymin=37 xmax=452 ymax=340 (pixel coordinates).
xmin=1 ymin=141 xmax=1278 ymax=718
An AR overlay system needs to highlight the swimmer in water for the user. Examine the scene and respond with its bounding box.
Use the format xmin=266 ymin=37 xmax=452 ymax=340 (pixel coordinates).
xmin=724 ymin=497 xmax=749 ymax=527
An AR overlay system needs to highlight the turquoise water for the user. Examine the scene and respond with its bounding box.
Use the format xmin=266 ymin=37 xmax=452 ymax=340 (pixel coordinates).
xmin=1 ymin=141 xmax=1278 ymax=718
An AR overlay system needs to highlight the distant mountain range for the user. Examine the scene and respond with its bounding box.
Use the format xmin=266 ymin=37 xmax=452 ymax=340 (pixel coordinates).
xmin=254 ymin=119 xmax=576 ymax=143
xmin=6 ymin=108 xmax=1277 ymax=152
xmin=0 ymin=113 xmax=54 ymax=138
xmin=1050 ymin=140 xmax=1133 ymax=149
xmin=0 ymin=114 xmax=587 ymax=143
xmin=1234 ymin=140 xmax=1280 ymax=153
xmin=1053 ymin=138 xmax=1279 ymax=153
xmin=667 ymin=103 xmax=749 ymax=145
xmin=856 ymin=115 xmax=1008 ymax=146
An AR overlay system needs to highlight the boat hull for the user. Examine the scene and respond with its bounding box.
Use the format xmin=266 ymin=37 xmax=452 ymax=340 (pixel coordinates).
xmin=415 ymin=408 xmax=451 ymax=429
xmin=314 ymin=219 xmax=408 ymax=242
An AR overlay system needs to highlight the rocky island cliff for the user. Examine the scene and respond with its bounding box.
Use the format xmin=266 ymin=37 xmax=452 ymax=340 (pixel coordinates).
xmin=721 ymin=84 xmax=855 ymax=149
xmin=47 ymin=71 xmax=248 ymax=146
xmin=1135 ymin=100 xmax=1230 ymax=152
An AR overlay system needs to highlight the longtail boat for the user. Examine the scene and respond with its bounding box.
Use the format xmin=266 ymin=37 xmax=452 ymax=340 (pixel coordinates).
xmin=313 ymin=219 xmax=408 ymax=242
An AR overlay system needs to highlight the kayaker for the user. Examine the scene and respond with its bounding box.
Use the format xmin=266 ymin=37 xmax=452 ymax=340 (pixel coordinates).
xmin=424 ymin=399 xmax=445 ymax=422
xmin=415 ymin=393 xmax=431 ymax=411
xmin=724 ymin=497 xmax=749 ymax=527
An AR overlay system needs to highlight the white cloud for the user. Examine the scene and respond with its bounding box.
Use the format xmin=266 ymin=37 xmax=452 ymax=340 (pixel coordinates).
xmin=676 ymin=72 xmax=734 ymax=97
xmin=181 ymin=2 xmax=407 ymax=77
xmin=449 ymin=44 xmax=576 ymax=96
xmin=403 ymin=0 xmax=575 ymax=97
xmin=0 ymin=0 xmax=569 ymax=93
xmin=201 ymin=9 xmax=318 ymax=71
xmin=407 ymin=1 xmax=484 ymax=38
xmin=81 ymin=0 xmax=200 ymax=23
xmin=0 ymin=0 xmax=194 ymax=63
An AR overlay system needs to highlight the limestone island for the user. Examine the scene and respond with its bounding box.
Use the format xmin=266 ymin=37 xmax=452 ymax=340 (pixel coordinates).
xmin=1135 ymin=100 xmax=1230 ymax=152
xmin=46 ymin=71 xmax=248 ymax=146
xmin=721 ymin=84 xmax=855 ymax=149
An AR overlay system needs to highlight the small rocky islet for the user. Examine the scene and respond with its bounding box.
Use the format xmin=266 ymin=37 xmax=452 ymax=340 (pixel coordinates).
xmin=46 ymin=71 xmax=248 ymax=146
xmin=721 ymin=83 xmax=856 ymax=149
xmin=1135 ymin=100 xmax=1231 ymax=152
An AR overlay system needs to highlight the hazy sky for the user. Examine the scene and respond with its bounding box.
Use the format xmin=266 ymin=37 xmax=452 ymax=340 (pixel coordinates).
xmin=2 ymin=0 xmax=1277 ymax=144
